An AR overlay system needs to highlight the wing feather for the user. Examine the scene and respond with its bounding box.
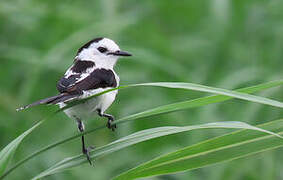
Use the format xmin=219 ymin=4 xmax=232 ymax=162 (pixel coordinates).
xmin=57 ymin=68 xmax=117 ymax=95
xmin=17 ymin=67 xmax=118 ymax=111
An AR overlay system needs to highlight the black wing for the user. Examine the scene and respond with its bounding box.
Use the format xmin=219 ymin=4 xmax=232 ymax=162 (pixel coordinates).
xmin=57 ymin=59 xmax=96 ymax=93
xmin=57 ymin=68 xmax=117 ymax=95
xmin=17 ymin=68 xmax=117 ymax=111
xmin=57 ymin=74 xmax=81 ymax=93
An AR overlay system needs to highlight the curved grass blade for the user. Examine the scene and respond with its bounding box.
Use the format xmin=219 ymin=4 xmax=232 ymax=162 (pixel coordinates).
xmin=107 ymin=80 xmax=283 ymax=126
xmin=0 ymin=121 xmax=42 ymax=177
xmin=114 ymin=119 xmax=283 ymax=180
xmin=2 ymin=80 xmax=283 ymax=179
xmin=32 ymin=121 xmax=282 ymax=179
xmin=60 ymin=80 xmax=283 ymax=112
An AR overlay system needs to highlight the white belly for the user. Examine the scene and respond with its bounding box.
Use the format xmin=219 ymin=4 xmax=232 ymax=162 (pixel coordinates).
xmin=59 ymin=88 xmax=118 ymax=121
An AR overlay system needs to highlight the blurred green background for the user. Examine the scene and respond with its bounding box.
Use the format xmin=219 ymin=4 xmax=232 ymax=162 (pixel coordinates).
xmin=0 ymin=0 xmax=283 ymax=179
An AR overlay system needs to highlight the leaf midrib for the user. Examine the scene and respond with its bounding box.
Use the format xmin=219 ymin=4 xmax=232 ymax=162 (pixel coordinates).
xmin=133 ymin=132 xmax=283 ymax=174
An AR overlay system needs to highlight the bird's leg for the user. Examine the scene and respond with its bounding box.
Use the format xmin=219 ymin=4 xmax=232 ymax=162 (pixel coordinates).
xmin=76 ymin=118 xmax=94 ymax=165
xmin=97 ymin=109 xmax=117 ymax=131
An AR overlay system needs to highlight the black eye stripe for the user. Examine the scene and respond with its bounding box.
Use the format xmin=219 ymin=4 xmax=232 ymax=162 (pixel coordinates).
xmin=97 ymin=47 xmax=108 ymax=53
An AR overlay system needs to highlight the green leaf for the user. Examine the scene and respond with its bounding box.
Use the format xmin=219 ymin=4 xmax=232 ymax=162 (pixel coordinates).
xmin=61 ymin=80 xmax=283 ymax=112
xmin=32 ymin=121 xmax=282 ymax=179
xmin=114 ymin=80 xmax=283 ymax=125
xmin=114 ymin=119 xmax=283 ymax=180
xmin=0 ymin=121 xmax=42 ymax=177
xmin=3 ymin=80 xmax=283 ymax=179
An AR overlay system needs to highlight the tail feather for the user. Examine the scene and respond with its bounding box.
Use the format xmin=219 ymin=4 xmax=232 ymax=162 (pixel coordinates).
xmin=16 ymin=93 xmax=78 ymax=111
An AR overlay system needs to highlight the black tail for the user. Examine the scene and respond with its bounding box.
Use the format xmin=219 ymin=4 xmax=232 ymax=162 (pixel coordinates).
xmin=16 ymin=93 xmax=78 ymax=111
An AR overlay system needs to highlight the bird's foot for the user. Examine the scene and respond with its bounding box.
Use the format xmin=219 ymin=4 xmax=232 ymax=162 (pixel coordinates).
xmin=83 ymin=146 xmax=95 ymax=165
xmin=97 ymin=109 xmax=117 ymax=131
xmin=107 ymin=117 xmax=117 ymax=131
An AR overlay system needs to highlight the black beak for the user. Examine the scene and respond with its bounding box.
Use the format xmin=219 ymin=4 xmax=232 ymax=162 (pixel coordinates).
xmin=108 ymin=50 xmax=132 ymax=57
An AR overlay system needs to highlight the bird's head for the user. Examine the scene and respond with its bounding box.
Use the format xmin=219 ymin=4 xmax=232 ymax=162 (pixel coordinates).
xmin=76 ymin=37 xmax=132 ymax=69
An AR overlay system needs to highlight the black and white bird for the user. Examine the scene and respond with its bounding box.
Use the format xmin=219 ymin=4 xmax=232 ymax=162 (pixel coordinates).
xmin=17 ymin=37 xmax=132 ymax=164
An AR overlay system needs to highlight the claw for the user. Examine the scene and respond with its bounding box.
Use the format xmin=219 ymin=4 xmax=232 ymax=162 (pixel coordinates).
xmin=107 ymin=118 xmax=117 ymax=131
xmin=97 ymin=109 xmax=117 ymax=131
xmin=83 ymin=146 xmax=95 ymax=165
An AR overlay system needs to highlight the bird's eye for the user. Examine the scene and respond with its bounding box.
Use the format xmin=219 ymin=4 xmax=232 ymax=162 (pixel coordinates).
xmin=97 ymin=47 xmax=108 ymax=53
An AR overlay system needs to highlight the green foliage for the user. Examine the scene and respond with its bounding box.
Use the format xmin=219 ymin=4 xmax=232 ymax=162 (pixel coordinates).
xmin=32 ymin=121 xmax=282 ymax=179
xmin=0 ymin=122 xmax=41 ymax=176
xmin=61 ymin=81 xmax=283 ymax=111
xmin=1 ymin=0 xmax=283 ymax=179
xmin=114 ymin=119 xmax=283 ymax=179
xmin=1 ymin=79 xmax=281 ymax=179
xmin=1 ymin=80 xmax=282 ymax=179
